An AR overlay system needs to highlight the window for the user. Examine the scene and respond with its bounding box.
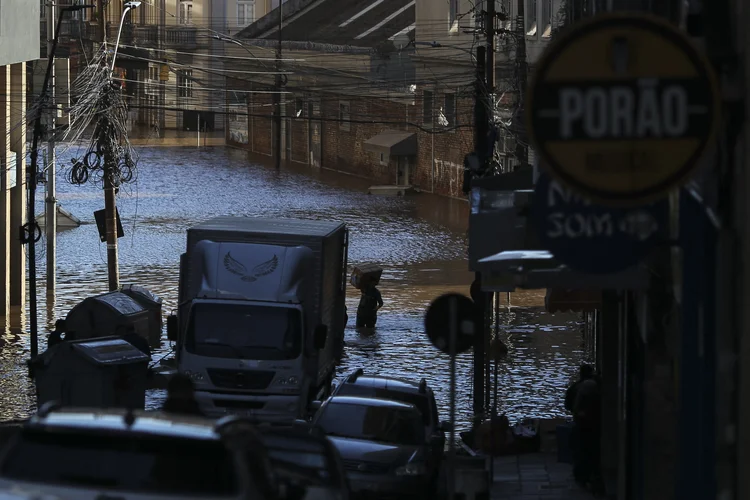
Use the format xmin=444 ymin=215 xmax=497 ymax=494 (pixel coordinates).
xmin=443 ymin=93 xmax=456 ymax=128
xmin=179 ymin=0 xmax=193 ymax=25
xmin=186 ymin=303 xmax=302 ymax=361
xmin=335 ymin=384 xmax=434 ymax=427
xmin=449 ymin=0 xmax=459 ymax=28
xmin=177 ymin=70 xmax=193 ymax=98
xmin=71 ymin=0 xmax=89 ymax=20
xmin=237 ymin=0 xmax=255 ymax=27
xmin=316 ymin=403 xmax=425 ymax=446
xmin=339 ymin=101 xmax=350 ymax=131
xmin=542 ymin=0 xmax=552 ymax=37
xmin=423 ymin=90 xmax=433 ymax=126
xmin=526 ymin=0 xmax=538 ymax=36
xmin=501 ymin=0 xmax=512 ymax=30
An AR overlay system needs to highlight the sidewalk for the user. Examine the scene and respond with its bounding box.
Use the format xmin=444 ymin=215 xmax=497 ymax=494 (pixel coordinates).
xmin=490 ymin=452 xmax=595 ymax=500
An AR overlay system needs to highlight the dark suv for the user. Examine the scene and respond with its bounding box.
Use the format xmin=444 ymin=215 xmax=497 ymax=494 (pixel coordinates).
xmin=330 ymin=370 xmax=448 ymax=473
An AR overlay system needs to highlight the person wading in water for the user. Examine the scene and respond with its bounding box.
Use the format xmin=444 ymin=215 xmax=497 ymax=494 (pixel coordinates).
xmin=356 ymin=283 xmax=383 ymax=329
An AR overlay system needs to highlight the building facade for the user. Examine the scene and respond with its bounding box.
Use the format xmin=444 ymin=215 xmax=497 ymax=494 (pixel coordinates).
xmin=41 ymin=0 xmax=273 ymax=134
xmin=1 ymin=1 xmax=41 ymax=314
xmin=226 ymin=0 xmax=560 ymax=199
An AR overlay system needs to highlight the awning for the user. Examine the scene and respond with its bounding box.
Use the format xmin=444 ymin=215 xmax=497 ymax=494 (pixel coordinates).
xmin=363 ymin=130 xmax=416 ymax=156
xmin=476 ymin=250 xmax=650 ymax=291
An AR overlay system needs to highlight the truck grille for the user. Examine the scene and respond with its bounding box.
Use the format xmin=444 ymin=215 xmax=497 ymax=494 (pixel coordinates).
xmin=206 ymin=368 xmax=275 ymax=390
xmin=342 ymin=459 xmax=391 ymax=474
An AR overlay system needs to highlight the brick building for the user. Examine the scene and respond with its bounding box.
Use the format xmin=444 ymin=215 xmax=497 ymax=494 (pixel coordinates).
xmin=227 ymin=84 xmax=476 ymax=199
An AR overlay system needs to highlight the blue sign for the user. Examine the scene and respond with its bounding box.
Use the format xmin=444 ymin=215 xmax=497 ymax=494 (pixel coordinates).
xmin=531 ymin=173 xmax=669 ymax=274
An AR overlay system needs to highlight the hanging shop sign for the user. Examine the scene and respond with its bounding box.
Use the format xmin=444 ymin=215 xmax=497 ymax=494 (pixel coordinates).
xmin=531 ymin=173 xmax=669 ymax=274
xmin=526 ymin=13 xmax=720 ymax=206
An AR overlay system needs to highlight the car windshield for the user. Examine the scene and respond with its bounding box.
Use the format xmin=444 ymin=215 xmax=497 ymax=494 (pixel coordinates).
xmin=0 ymin=429 xmax=238 ymax=496
xmin=336 ymin=385 xmax=433 ymax=426
xmin=316 ymin=402 xmax=424 ymax=446
xmin=186 ymin=303 xmax=302 ymax=360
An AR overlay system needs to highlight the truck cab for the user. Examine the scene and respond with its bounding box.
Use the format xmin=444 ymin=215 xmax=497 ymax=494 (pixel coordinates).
xmin=168 ymin=217 xmax=348 ymax=422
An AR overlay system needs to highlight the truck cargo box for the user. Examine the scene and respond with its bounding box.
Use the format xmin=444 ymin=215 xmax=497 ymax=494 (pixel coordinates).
xmin=182 ymin=216 xmax=349 ymax=365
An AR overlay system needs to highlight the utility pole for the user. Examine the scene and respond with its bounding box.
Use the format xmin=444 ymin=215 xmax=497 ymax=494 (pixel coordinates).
xmin=487 ymin=0 xmax=496 ymax=94
xmin=98 ymin=0 xmax=120 ymax=291
xmin=472 ymin=44 xmax=488 ymax=417
xmin=97 ymin=0 xmax=105 ymax=44
xmin=515 ymin=0 xmax=529 ymax=167
xmin=46 ymin=0 xmax=57 ymax=295
xmin=273 ymin=2 xmax=283 ymax=169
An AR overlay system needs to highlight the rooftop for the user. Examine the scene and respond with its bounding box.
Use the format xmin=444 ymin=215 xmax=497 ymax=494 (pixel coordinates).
xmin=237 ymin=0 xmax=415 ymax=48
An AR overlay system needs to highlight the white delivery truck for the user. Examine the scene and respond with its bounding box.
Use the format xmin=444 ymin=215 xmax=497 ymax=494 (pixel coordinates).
xmin=167 ymin=216 xmax=349 ymax=421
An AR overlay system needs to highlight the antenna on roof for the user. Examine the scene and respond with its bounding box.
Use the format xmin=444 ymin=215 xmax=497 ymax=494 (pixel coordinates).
xmin=419 ymin=378 xmax=427 ymax=394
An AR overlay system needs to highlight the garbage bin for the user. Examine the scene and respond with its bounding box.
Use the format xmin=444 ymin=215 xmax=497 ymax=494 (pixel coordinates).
xmin=34 ymin=336 xmax=149 ymax=410
xmin=120 ymin=284 xmax=163 ymax=347
xmin=65 ymin=291 xmax=151 ymax=344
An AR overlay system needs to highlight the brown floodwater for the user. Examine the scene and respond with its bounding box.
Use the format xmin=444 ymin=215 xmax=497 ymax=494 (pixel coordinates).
xmin=0 ymin=146 xmax=587 ymax=428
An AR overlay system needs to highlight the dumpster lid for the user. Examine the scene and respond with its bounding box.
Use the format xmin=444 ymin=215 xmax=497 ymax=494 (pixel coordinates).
xmin=92 ymin=292 xmax=146 ymax=315
xmin=120 ymin=284 xmax=162 ymax=304
xmin=70 ymin=337 xmax=149 ymax=365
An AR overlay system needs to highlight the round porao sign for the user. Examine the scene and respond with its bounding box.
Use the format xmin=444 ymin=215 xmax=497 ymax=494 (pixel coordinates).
xmin=525 ymin=13 xmax=721 ymax=207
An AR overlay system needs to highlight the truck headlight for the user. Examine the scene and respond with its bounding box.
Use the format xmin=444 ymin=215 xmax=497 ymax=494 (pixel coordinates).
xmin=394 ymin=463 xmax=427 ymax=476
xmin=274 ymin=376 xmax=299 ymax=386
xmin=183 ymin=370 xmax=205 ymax=382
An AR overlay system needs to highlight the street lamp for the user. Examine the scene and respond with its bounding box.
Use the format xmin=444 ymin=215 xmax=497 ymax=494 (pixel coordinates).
xmin=27 ymin=3 xmax=96 ymax=359
xmin=110 ymin=1 xmax=142 ymax=77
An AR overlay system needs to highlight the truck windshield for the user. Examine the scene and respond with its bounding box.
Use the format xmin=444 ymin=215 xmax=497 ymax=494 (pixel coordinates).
xmin=186 ymin=303 xmax=302 ymax=360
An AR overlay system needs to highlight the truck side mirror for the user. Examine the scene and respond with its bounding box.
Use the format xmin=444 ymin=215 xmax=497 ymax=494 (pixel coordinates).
xmin=313 ymin=325 xmax=328 ymax=350
xmin=166 ymin=314 xmax=178 ymax=342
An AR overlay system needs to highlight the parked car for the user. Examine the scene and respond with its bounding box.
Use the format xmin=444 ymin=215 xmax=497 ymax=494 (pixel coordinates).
xmin=330 ymin=369 xmax=449 ymax=473
xmin=258 ymin=425 xmax=351 ymax=500
xmin=0 ymin=404 xmax=282 ymax=500
xmin=311 ymin=396 xmax=435 ymax=500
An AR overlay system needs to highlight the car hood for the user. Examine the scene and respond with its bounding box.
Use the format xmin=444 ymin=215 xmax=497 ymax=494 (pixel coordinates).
xmin=327 ymin=437 xmax=421 ymax=465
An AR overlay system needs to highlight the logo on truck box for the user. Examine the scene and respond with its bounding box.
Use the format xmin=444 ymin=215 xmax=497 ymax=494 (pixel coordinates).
xmin=223 ymin=253 xmax=279 ymax=282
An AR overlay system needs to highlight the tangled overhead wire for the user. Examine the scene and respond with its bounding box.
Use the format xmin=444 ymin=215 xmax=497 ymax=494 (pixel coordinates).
xmin=63 ymin=47 xmax=139 ymax=190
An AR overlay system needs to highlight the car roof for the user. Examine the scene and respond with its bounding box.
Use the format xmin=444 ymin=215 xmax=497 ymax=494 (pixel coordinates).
xmin=327 ymin=395 xmax=418 ymax=410
xmin=341 ymin=374 xmax=433 ymax=396
xmin=27 ymin=408 xmax=221 ymax=441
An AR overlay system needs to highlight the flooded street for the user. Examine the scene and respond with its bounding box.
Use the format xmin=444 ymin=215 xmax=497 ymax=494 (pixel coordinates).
xmin=1 ymin=146 xmax=586 ymax=427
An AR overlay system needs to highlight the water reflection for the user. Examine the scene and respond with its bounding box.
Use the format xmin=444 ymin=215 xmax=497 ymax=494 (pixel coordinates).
xmin=0 ymin=146 xmax=586 ymax=425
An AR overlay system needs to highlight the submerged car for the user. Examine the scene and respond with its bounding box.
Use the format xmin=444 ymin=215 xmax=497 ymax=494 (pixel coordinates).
xmin=311 ymin=396 xmax=435 ymax=500
xmin=0 ymin=404 xmax=281 ymax=500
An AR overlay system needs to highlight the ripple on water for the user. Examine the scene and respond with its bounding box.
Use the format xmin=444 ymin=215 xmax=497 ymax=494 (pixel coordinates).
xmin=0 ymin=146 xmax=588 ymax=425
